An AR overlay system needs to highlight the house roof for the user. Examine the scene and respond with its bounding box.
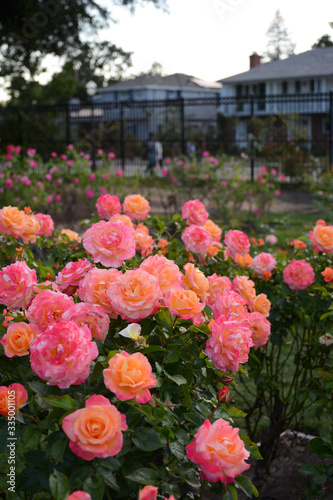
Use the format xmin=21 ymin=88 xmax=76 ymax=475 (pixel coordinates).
xmin=97 ymin=73 xmax=222 ymax=93
xmin=219 ymin=47 xmax=333 ymax=84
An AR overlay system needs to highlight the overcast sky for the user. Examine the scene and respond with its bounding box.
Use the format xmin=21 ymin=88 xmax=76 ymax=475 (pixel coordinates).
xmin=1 ymin=0 xmax=332 ymax=100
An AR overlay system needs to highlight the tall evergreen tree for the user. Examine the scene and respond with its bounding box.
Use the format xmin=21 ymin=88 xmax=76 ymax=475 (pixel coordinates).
xmin=264 ymin=10 xmax=295 ymax=61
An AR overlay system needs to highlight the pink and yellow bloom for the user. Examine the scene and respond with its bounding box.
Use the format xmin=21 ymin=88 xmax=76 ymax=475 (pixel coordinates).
xmin=0 ymin=383 xmax=28 ymax=416
xmin=139 ymin=255 xmax=182 ymax=296
xmin=1 ymin=322 xmax=39 ymax=357
xmin=181 ymin=225 xmax=213 ymax=255
xmin=122 ymin=194 xmax=151 ymax=221
xmin=283 ymin=259 xmax=315 ymax=291
xmin=182 ymin=199 xmax=208 ymax=226
xmin=96 ymin=194 xmax=121 ymax=220
xmin=0 ymin=261 xmax=37 ymax=310
xmin=26 ymin=289 xmax=74 ymax=330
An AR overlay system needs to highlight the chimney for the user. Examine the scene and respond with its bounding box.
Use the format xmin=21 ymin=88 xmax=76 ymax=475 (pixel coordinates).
xmin=250 ymin=53 xmax=261 ymax=69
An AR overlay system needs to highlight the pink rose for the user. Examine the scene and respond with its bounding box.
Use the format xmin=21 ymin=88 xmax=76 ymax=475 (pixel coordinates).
xmin=283 ymin=259 xmax=315 ymax=290
xmin=0 ymin=383 xmax=28 ymax=416
xmin=83 ymin=220 xmax=135 ymax=268
xmin=181 ymin=225 xmax=213 ymax=255
xmin=67 ymin=492 xmax=91 ymax=500
xmin=55 ymin=259 xmax=93 ymax=295
xmin=211 ymin=290 xmax=248 ymax=321
xmin=206 ymin=274 xmax=232 ymax=307
xmin=103 ymin=350 xmax=157 ymax=403
xmin=138 ymin=486 xmax=158 ymax=500
xmin=108 ymin=269 xmax=162 ymax=321
xmin=122 ymin=194 xmax=150 ymax=221
xmin=232 ymin=275 xmax=256 ymax=303
xmin=108 ymin=152 xmax=116 ymax=159
xmin=34 ymin=213 xmax=54 ymax=237
xmin=26 ymin=289 xmax=74 ymax=330
xmin=251 ymin=252 xmax=277 ymax=276
xmin=205 ymin=315 xmax=253 ymax=372
xmin=248 ymin=312 xmax=271 ymax=347
xmin=62 ymin=395 xmax=127 ymax=460
xmin=185 ymin=419 xmax=250 ymax=484
xmin=96 ymin=194 xmax=121 ymax=220
xmin=265 ymin=234 xmax=278 ymax=245
xmin=116 ymin=169 xmax=123 ymax=177
xmin=30 ymin=321 xmax=98 ymax=388
xmin=182 ymin=199 xmax=209 ymax=226
xmin=134 ymin=228 xmax=154 ymax=257
xmin=309 ymin=223 xmax=333 ymax=254
xmin=86 ymin=189 xmax=94 ymax=198
xmin=224 ymin=230 xmax=250 ymax=258
xmin=78 ymin=267 xmax=121 ymax=318
xmin=0 ymin=261 xmax=37 ymax=310
xmin=139 ymin=255 xmax=182 ymax=296
xmin=62 ymin=302 xmax=110 ymax=343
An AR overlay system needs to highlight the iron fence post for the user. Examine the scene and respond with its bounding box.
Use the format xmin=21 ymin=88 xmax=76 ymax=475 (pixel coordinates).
xmin=179 ymin=97 xmax=186 ymax=155
xmin=329 ymin=91 xmax=333 ymax=168
xmin=65 ymin=102 xmax=70 ymax=147
xmin=250 ymin=93 xmax=255 ymax=181
xmin=91 ymin=102 xmax=96 ymax=171
xmin=120 ymin=101 xmax=125 ymax=171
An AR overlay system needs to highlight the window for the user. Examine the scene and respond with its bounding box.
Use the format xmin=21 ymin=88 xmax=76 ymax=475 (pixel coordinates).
xmin=166 ymin=90 xmax=177 ymax=100
xmin=310 ymin=80 xmax=315 ymax=92
xmin=257 ymin=83 xmax=265 ymax=111
xmin=236 ymin=85 xmax=243 ymax=111
xmin=295 ymin=80 xmax=301 ymax=93
xmin=282 ymin=81 xmax=288 ymax=94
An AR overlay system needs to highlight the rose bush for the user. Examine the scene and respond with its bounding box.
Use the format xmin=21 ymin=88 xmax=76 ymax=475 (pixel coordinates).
xmin=0 ymin=195 xmax=332 ymax=500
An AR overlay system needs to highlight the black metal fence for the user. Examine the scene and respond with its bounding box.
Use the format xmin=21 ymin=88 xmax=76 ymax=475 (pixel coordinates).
xmin=1 ymin=93 xmax=332 ymax=175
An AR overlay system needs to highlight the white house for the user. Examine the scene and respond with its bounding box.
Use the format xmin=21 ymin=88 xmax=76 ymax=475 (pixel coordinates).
xmin=219 ymin=47 xmax=333 ymax=151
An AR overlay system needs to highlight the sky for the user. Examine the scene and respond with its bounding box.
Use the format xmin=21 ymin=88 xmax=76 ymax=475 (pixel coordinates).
xmin=1 ymin=0 xmax=333 ymax=100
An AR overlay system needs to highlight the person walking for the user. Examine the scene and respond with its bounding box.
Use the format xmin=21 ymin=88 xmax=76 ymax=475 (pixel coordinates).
xmin=155 ymin=138 xmax=163 ymax=168
xmin=145 ymin=132 xmax=156 ymax=175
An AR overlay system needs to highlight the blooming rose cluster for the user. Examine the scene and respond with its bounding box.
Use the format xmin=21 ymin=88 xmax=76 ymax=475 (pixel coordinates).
xmin=309 ymin=220 xmax=333 ymax=254
xmin=0 ymin=206 xmax=41 ymax=243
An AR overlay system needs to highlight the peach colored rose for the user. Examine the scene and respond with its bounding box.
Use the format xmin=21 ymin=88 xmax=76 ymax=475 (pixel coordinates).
xmin=55 ymin=259 xmax=93 ymax=295
xmin=103 ymin=350 xmax=157 ymax=403
xmin=206 ymin=241 xmax=223 ymax=258
xmin=0 ymin=322 xmax=39 ymax=357
xmin=248 ymin=312 xmax=271 ymax=347
xmin=26 ymin=289 xmax=74 ymax=330
xmin=134 ymin=227 xmax=154 ymax=257
xmin=108 ymin=269 xmax=162 ymax=321
xmin=35 ymin=213 xmax=54 ymax=237
xmin=138 ymin=486 xmax=158 ymax=500
xmin=251 ymin=252 xmax=277 ymax=276
xmin=164 ymin=286 xmax=204 ymax=326
xmin=62 ymin=394 xmax=127 ymax=460
xmin=182 ymin=199 xmax=209 ymax=226
xmin=110 ymin=213 xmax=134 ymax=229
xmin=224 ymin=230 xmax=250 ymax=258
xmin=59 ymin=229 xmax=81 ymax=242
xmin=309 ymin=223 xmax=333 ymax=254
xmin=249 ymin=293 xmax=271 ymax=317
xmin=203 ymin=219 xmax=222 ymax=241
xmin=205 ymin=315 xmax=253 ymax=372
xmin=289 ymin=239 xmax=307 ymax=250
xmin=322 ymin=267 xmax=333 ymax=282
xmin=139 ymin=254 xmax=182 ymax=296
xmin=78 ymin=267 xmax=121 ymax=318
xmin=232 ymin=275 xmax=256 ymax=303
xmin=135 ymin=223 xmax=149 ymax=234
xmin=265 ymin=234 xmax=278 ymax=245
xmin=181 ymin=225 xmax=213 ymax=255
xmin=0 ymin=383 xmax=28 ymax=416
xmin=19 ymin=214 xmax=41 ymax=244
xmin=211 ymin=290 xmax=248 ymax=321
xmin=157 ymin=238 xmax=168 ymax=249
xmin=0 ymin=261 xmax=37 ymax=310
xmin=62 ymin=302 xmax=110 ymax=343
xmin=30 ymin=321 xmax=98 ymax=388
xmin=283 ymin=259 xmax=315 ymax=291
xmin=206 ymin=274 xmax=232 ymax=307
xmin=67 ymin=492 xmax=91 ymax=500
xmin=122 ymin=194 xmax=150 ymax=221
xmin=0 ymin=206 xmax=26 ymax=239
xmin=96 ymin=194 xmax=121 ymax=220
xmin=182 ymin=263 xmax=209 ymax=302
xmin=185 ymin=419 xmax=250 ymax=484
xmin=234 ymin=253 xmax=253 ymax=267
xmin=83 ymin=220 xmax=135 ymax=268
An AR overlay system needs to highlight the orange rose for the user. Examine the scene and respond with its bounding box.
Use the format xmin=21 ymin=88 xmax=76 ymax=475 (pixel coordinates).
xmin=203 ymin=219 xmax=222 ymax=242
xmin=164 ymin=286 xmax=204 ymax=325
xmin=249 ymin=293 xmax=271 ymax=318
xmin=110 ymin=213 xmax=134 ymax=229
xmin=289 ymin=239 xmax=307 ymax=250
xmin=0 ymin=322 xmax=39 ymax=357
xmin=234 ymin=253 xmax=253 ymax=268
xmin=20 ymin=214 xmax=40 ymax=244
xmin=309 ymin=224 xmax=333 ymax=254
xmin=122 ymin=194 xmax=150 ymax=221
xmin=321 ymin=267 xmax=333 ymax=283
xmin=0 ymin=206 xmax=26 ymax=239
xmin=59 ymin=229 xmax=81 ymax=242
xmin=0 ymin=383 xmax=28 ymax=416
xmin=182 ymin=263 xmax=209 ymax=302
xmin=232 ymin=275 xmax=256 ymax=303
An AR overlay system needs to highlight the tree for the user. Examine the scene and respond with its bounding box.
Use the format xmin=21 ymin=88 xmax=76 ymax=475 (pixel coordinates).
xmin=0 ymin=0 xmax=167 ymax=101
xmin=312 ymin=34 xmax=333 ymax=48
xmin=264 ymin=10 xmax=295 ymax=61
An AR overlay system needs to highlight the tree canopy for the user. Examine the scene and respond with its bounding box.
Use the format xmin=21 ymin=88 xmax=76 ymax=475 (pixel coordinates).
xmin=312 ymin=34 xmax=333 ymax=49
xmin=0 ymin=0 xmax=167 ymax=103
xmin=264 ymin=10 xmax=295 ymax=61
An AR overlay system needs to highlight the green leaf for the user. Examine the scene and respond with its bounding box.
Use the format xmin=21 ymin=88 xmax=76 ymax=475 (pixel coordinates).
xmin=49 ymin=470 xmax=69 ymax=500
xmin=51 ymin=435 xmax=68 ymax=462
xmin=235 ymin=475 xmax=255 ymax=497
xmin=83 ymin=474 xmax=105 ymax=500
xmin=96 ymin=466 xmax=120 ymax=491
xmin=184 ymin=412 xmax=202 ymax=426
xmin=240 ymin=435 xmax=263 ymax=460
xmin=307 ymin=438 xmax=333 ymax=459
xmin=131 ymin=428 xmax=163 ymax=451
xmin=88 ymin=361 xmax=105 ymax=384
xmin=29 ymin=381 xmax=53 ymax=397
xmin=23 ymin=426 xmax=42 ymax=451
xmin=126 ymin=467 xmax=160 ymax=485
xmin=164 ymin=371 xmax=187 ymax=385
xmin=155 ymin=308 xmax=173 ymax=327
xmin=43 ymin=395 xmax=78 ymax=410
xmin=227 ymin=406 xmax=247 ymax=418
xmin=182 ymin=383 xmax=193 ymax=412
xmin=223 ymin=484 xmax=238 ymax=500
xmin=69 ymin=466 xmax=94 ymax=488
xmin=299 ymin=464 xmax=320 ymax=476
xmin=169 ymin=440 xmax=185 ymax=460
